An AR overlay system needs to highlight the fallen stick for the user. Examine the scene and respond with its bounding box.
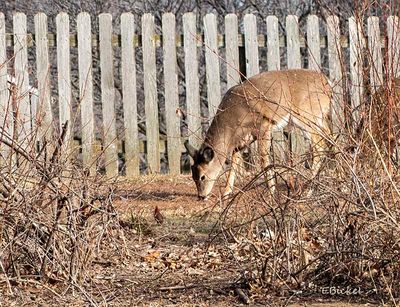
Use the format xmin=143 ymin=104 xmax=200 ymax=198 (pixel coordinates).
xmin=159 ymin=284 xmax=197 ymax=291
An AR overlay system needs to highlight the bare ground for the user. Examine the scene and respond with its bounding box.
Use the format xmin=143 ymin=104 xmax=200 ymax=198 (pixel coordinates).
xmin=0 ymin=176 xmax=381 ymax=306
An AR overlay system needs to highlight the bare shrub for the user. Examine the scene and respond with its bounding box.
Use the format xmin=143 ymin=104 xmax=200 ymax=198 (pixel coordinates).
xmin=219 ymin=128 xmax=400 ymax=302
xmin=0 ymin=91 xmax=124 ymax=296
xmin=215 ymin=15 xmax=400 ymax=305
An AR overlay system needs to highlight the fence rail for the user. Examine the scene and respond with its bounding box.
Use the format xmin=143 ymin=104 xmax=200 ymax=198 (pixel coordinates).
xmin=1 ymin=31 xmax=384 ymax=49
xmin=0 ymin=12 xmax=399 ymax=177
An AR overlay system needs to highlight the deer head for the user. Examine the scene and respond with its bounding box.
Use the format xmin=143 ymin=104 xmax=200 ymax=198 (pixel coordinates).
xmin=184 ymin=140 xmax=223 ymax=200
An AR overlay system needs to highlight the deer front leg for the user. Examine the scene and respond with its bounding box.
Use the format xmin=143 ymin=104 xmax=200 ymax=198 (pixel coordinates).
xmin=223 ymin=150 xmax=242 ymax=197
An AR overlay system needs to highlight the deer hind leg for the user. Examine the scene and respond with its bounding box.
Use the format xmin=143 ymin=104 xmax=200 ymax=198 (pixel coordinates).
xmin=309 ymin=122 xmax=330 ymax=177
xmin=223 ymin=150 xmax=242 ymax=197
xmin=259 ymin=125 xmax=275 ymax=194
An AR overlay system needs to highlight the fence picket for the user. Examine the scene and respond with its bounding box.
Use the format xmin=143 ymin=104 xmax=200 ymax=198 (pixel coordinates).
xmin=368 ymin=16 xmax=383 ymax=91
xmin=225 ymin=14 xmax=240 ymax=89
xmin=244 ymin=14 xmax=260 ymax=161
xmin=99 ymin=13 xmax=118 ymax=177
xmin=244 ymin=14 xmax=259 ymax=77
xmin=349 ymin=17 xmax=365 ymax=124
xmin=204 ymin=13 xmax=221 ymax=119
xmin=307 ymin=15 xmax=321 ymax=71
xmin=13 ymin=13 xmax=30 ymax=148
xmin=286 ymin=15 xmax=301 ymax=69
xmin=30 ymin=92 xmax=39 ymax=137
xmin=387 ymin=16 xmax=400 ymax=77
xmin=34 ymin=13 xmax=53 ymax=145
xmin=121 ymin=13 xmax=139 ymax=178
xmin=77 ymin=12 xmax=95 ymax=171
xmin=266 ymin=15 xmax=285 ymax=165
xmin=56 ymin=13 xmax=72 ymax=148
xmin=142 ymin=14 xmax=160 ymax=173
xmin=162 ymin=13 xmax=181 ymax=175
xmin=286 ymin=15 xmax=305 ymax=159
xmin=0 ymin=12 xmax=11 ymax=165
xmin=183 ymin=13 xmax=201 ymax=149
xmin=327 ymin=15 xmax=344 ymax=134
xmin=266 ymin=15 xmax=280 ymax=71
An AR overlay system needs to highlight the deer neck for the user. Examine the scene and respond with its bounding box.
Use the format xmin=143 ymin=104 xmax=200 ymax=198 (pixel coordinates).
xmin=204 ymin=122 xmax=238 ymax=165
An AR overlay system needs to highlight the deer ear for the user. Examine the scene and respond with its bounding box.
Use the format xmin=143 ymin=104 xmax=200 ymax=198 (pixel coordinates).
xmin=202 ymin=147 xmax=214 ymax=162
xmin=184 ymin=140 xmax=197 ymax=158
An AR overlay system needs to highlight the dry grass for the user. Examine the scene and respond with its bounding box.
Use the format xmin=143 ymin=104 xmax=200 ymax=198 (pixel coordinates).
xmin=215 ymin=77 xmax=400 ymax=305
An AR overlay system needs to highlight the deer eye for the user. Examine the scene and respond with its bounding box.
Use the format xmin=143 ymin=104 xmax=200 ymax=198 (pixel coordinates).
xmin=200 ymin=175 xmax=206 ymax=181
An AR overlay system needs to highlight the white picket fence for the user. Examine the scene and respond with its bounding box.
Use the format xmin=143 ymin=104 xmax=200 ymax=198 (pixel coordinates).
xmin=0 ymin=12 xmax=399 ymax=177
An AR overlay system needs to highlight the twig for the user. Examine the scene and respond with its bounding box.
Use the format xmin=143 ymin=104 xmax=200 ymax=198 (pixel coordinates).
xmin=0 ymin=261 xmax=13 ymax=295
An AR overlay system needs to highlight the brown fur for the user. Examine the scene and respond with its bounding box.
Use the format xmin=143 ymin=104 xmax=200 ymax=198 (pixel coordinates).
xmin=369 ymin=79 xmax=400 ymax=155
xmin=185 ymin=69 xmax=333 ymax=199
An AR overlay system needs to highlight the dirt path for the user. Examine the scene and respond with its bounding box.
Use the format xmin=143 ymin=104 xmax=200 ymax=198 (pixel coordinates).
xmin=109 ymin=176 xmax=373 ymax=306
xmin=1 ymin=176 xmax=377 ymax=306
xmin=110 ymin=176 xmax=243 ymax=306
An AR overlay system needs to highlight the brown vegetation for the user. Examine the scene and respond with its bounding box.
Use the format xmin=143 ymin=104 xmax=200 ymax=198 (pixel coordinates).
xmin=1 ymin=1 xmax=400 ymax=305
